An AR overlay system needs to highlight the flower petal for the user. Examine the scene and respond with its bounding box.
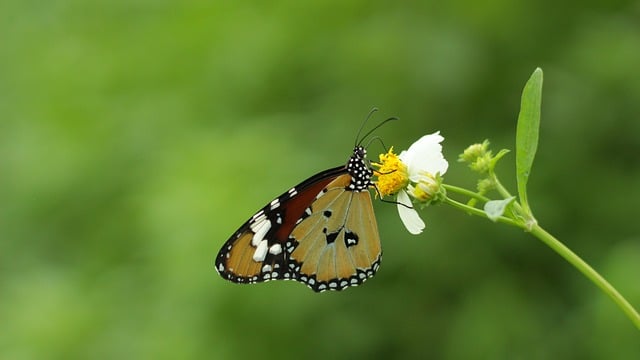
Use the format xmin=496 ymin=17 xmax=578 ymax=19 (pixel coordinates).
xmin=399 ymin=132 xmax=449 ymax=180
xmin=397 ymin=190 xmax=425 ymax=234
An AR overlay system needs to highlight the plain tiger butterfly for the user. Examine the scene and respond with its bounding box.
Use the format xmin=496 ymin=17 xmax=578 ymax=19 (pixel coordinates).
xmin=215 ymin=111 xmax=395 ymax=292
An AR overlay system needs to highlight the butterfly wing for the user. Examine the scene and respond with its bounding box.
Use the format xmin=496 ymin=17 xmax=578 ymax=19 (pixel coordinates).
xmin=215 ymin=166 xmax=345 ymax=285
xmin=289 ymin=174 xmax=381 ymax=291
xmin=215 ymin=146 xmax=381 ymax=292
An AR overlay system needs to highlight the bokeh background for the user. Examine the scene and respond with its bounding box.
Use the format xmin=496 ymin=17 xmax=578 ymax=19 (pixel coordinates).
xmin=2 ymin=1 xmax=639 ymax=359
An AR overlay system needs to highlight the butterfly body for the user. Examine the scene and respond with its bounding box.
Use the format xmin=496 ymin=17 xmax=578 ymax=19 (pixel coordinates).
xmin=215 ymin=146 xmax=381 ymax=292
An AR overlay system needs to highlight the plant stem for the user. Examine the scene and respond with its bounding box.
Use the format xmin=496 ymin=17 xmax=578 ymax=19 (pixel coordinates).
xmin=490 ymin=174 xmax=537 ymax=229
xmin=529 ymin=224 xmax=640 ymax=330
xmin=442 ymin=184 xmax=490 ymax=203
xmin=443 ymin=196 xmax=520 ymax=227
xmin=442 ymin=182 xmax=638 ymax=327
xmin=490 ymin=173 xmax=513 ymax=199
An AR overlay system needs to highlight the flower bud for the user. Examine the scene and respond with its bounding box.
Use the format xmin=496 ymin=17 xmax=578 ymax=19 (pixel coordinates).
xmin=459 ymin=140 xmax=490 ymax=164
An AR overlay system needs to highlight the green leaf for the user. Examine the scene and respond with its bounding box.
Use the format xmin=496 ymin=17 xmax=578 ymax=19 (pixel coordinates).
xmin=488 ymin=148 xmax=511 ymax=172
xmin=515 ymin=68 xmax=543 ymax=217
xmin=484 ymin=197 xmax=516 ymax=222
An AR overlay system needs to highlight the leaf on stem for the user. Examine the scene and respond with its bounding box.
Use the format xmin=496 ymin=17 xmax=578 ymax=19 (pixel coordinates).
xmin=515 ymin=68 xmax=543 ymax=218
xmin=484 ymin=197 xmax=516 ymax=222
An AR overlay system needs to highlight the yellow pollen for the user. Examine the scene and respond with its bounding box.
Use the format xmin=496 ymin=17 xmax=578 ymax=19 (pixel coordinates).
xmin=372 ymin=147 xmax=409 ymax=197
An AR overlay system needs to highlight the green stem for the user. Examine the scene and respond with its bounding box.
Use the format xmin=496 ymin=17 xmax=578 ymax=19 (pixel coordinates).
xmin=443 ymin=196 xmax=520 ymax=227
xmin=490 ymin=173 xmax=513 ymax=199
xmin=490 ymin=174 xmax=537 ymax=229
xmin=529 ymin=224 xmax=640 ymax=330
xmin=442 ymin=183 xmax=640 ymax=329
xmin=442 ymin=184 xmax=490 ymax=203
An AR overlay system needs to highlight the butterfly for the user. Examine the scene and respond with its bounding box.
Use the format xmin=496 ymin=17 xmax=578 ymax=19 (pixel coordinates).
xmin=215 ymin=113 xmax=394 ymax=292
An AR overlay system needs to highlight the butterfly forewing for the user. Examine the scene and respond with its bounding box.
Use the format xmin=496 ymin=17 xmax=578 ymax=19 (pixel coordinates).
xmin=215 ymin=146 xmax=382 ymax=292
xmin=216 ymin=167 xmax=343 ymax=282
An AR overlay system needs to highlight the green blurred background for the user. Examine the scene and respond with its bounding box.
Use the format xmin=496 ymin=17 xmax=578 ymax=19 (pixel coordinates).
xmin=2 ymin=1 xmax=639 ymax=358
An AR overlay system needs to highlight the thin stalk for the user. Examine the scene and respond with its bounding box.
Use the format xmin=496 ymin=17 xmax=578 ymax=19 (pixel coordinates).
xmin=443 ymin=196 xmax=520 ymax=227
xmin=442 ymin=184 xmax=490 ymax=203
xmin=530 ymin=224 xmax=640 ymax=330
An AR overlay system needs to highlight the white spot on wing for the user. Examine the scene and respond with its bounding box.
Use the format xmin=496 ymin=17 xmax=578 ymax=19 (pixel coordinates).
xmin=315 ymin=189 xmax=328 ymax=199
xmin=270 ymin=199 xmax=280 ymax=210
xmin=250 ymin=218 xmax=271 ymax=247
xmin=251 ymin=211 xmax=266 ymax=222
xmin=268 ymin=243 xmax=282 ymax=255
xmin=252 ymin=240 xmax=268 ymax=262
xmin=346 ymin=237 xmax=357 ymax=246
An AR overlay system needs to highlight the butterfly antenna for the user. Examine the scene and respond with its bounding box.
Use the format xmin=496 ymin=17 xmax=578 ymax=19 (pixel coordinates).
xmin=357 ymin=115 xmax=399 ymax=147
xmin=365 ymin=136 xmax=389 ymax=153
xmin=354 ymin=107 xmax=379 ymax=147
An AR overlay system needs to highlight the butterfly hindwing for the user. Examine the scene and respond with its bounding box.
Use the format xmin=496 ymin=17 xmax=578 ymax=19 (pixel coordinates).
xmin=290 ymin=175 xmax=381 ymax=291
xmin=215 ymin=146 xmax=382 ymax=292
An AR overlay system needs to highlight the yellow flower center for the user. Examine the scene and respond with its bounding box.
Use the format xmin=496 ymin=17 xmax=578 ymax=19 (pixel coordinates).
xmin=372 ymin=147 xmax=409 ymax=197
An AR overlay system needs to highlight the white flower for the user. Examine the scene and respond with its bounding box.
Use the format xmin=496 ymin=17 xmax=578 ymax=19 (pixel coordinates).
xmin=399 ymin=132 xmax=449 ymax=183
xmin=374 ymin=132 xmax=448 ymax=235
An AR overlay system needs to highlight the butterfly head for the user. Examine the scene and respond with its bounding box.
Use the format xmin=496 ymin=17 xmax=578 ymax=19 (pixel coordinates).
xmin=347 ymin=146 xmax=374 ymax=192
